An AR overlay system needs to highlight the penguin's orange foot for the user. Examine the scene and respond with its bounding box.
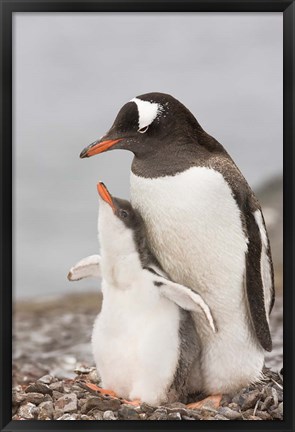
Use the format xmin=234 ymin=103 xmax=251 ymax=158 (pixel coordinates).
xmin=187 ymin=394 xmax=222 ymax=410
xmin=84 ymin=383 xmax=141 ymax=406
xmin=85 ymin=382 xmax=117 ymax=398
xmin=122 ymin=399 xmax=141 ymax=406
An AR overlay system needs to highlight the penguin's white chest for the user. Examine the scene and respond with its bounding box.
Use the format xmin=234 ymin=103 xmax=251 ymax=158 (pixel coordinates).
xmin=130 ymin=167 xmax=265 ymax=394
xmin=130 ymin=166 xmax=248 ymax=302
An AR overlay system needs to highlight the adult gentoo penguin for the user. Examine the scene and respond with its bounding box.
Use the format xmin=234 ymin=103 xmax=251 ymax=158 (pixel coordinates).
xmin=80 ymin=93 xmax=275 ymax=397
xmin=69 ymin=182 xmax=216 ymax=405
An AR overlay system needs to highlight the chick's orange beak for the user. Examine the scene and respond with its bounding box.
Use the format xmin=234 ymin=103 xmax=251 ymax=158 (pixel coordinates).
xmin=97 ymin=182 xmax=115 ymax=211
xmin=80 ymin=139 xmax=122 ymax=158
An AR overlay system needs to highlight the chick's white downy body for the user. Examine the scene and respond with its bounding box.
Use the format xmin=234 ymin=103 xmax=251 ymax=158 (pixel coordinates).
xmin=130 ymin=166 xmax=265 ymax=394
xmin=92 ymin=201 xmax=180 ymax=405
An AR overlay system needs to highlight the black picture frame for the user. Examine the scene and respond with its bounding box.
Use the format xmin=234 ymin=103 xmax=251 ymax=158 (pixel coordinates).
xmin=0 ymin=1 xmax=293 ymax=431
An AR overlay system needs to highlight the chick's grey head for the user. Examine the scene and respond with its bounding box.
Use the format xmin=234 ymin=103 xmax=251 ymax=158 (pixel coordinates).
xmin=80 ymin=92 xmax=203 ymax=159
xmin=97 ymin=182 xmax=145 ymax=256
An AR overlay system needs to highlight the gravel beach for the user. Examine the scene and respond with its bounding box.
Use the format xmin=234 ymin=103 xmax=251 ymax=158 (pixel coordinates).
xmin=12 ymin=366 xmax=283 ymax=421
xmin=12 ymin=291 xmax=283 ymax=421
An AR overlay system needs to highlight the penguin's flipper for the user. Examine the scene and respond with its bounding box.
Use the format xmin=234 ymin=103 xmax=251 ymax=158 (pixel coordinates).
xmin=245 ymin=205 xmax=274 ymax=352
xmin=67 ymin=254 xmax=101 ymax=281
xmin=144 ymin=268 xmax=216 ymax=333
xmin=159 ymin=282 xmax=216 ymax=333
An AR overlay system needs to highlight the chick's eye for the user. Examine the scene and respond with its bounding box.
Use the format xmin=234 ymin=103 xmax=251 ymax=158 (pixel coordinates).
xmin=120 ymin=210 xmax=128 ymax=219
xmin=138 ymin=125 xmax=149 ymax=134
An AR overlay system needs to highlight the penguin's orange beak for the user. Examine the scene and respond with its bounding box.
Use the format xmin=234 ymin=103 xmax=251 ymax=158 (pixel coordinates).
xmin=80 ymin=138 xmax=122 ymax=158
xmin=97 ymin=182 xmax=116 ymax=211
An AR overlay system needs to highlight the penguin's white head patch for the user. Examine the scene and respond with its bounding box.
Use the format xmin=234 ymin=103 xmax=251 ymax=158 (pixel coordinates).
xmin=131 ymin=97 xmax=163 ymax=131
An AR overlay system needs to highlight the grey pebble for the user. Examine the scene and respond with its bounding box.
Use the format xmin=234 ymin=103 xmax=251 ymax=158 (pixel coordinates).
xmin=25 ymin=392 xmax=45 ymax=405
xmin=214 ymin=414 xmax=230 ymax=420
xmin=139 ymin=413 xmax=147 ymax=420
xmin=272 ymin=402 xmax=283 ymax=420
xmin=154 ymin=407 xmax=168 ymax=414
xmin=38 ymin=401 xmax=54 ymax=420
xmin=103 ymin=410 xmax=117 ymax=420
xmin=55 ymin=393 xmax=77 ymax=413
xmin=255 ymin=410 xmax=272 ymax=420
xmin=18 ymin=402 xmax=36 ymax=420
xmin=140 ymin=402 xmax=155 ymax=414
xmin=218 ymin=407 xmax=242 ymax=420
xmin=85 ymin=396 xmax=121 ymax=412
xmin=271 ymin=387 xmax=279 ymax=407
xmin=25 ymin=381 xmax=52 ymax=394
xmin=74 ymin=365 xmax=93 ymax=374
xmin=38 ymin=375 xmax=54 ymax=385
xmin=49 ymin=381 xmax=64 ymax=392
xmin=44 ymin=394 xmax=53 ymax=402
xmin=166 ymin=407 xmax=190 ymax=417
xmin=78 ymin=398 xmax=87 ymax=409
xmin=88 ymin=369 xmax=100 ymax=383
xmin=53 ymin=409 xmax=64 ymax=420
xmin=57 ymin=413 xmax=78 ymax=420
xmin=92 ymin=410 xmax=104 ymax=420
xmin=25 ymin=382 xmax=52 ymax=395
xmin=31 ymin=406 xmax=40 ymax=418
xmin=12 ymin=392 xmax=26 ymax=406
xmin=182 ymin=415 xmax=195 ymax=420
xmin=241 ymin=389 xmax=261 ymax=410
xmin=228 ymin=402 xmax=239 ymax=409
xmin=167 ymin=412 xmax=182 ymax=420
xmin=277 ymin=390 xmax=283 ymax=402
xmin=185 ymin=409 xmax=202 ymax=420
xmin=118 ymin=404 xmax=140 ymax=420
xmin=80 ymin=414 xmax=92 ymax=420
xmin=260 ymin=395 xmax=273 ymax=411
xmin=148 ymin=412 xmax=168 ymax=420
xmin=52 ymin=390 xmax=64 ymax=401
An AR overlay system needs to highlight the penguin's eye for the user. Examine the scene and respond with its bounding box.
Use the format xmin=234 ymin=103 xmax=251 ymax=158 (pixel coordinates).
xmin=119 ymin=210 xmax=129 ymax=219
xmin=138 ymin=125 xmax=149 ymax=134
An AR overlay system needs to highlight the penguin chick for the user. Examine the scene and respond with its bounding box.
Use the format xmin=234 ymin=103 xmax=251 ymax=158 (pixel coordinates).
xmin=69 ymin=182 xmax=216 ymax=405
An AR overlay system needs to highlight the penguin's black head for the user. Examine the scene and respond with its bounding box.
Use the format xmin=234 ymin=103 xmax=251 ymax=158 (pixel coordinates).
xmin=97 ymin=182 xmax=143 ymax=230
xmin=80 ymin=92 xmax=202 ymax=159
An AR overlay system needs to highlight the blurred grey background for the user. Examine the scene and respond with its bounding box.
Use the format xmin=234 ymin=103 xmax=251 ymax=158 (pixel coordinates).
xmin=13 ymin=12 xmax=283 ymax=299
